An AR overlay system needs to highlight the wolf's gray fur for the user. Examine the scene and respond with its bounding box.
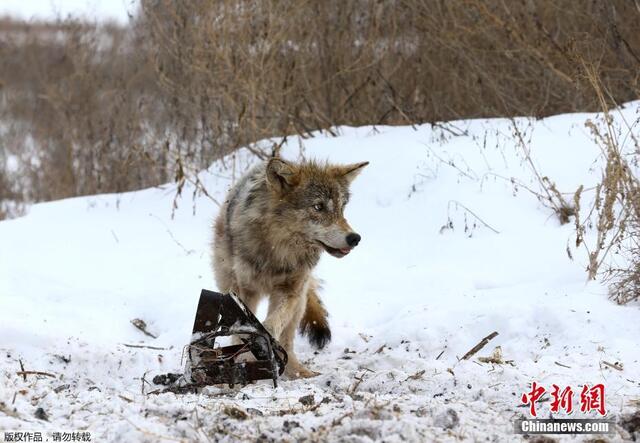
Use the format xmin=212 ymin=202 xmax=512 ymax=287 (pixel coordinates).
xmin=212 ymin=157 xmax=368 ymax=378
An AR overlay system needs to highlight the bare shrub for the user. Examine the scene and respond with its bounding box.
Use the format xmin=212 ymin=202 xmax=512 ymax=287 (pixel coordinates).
xmin=0 ymin=18 xmax=163 ymax=202
xmin=0 ymin=155 xmax=11 ymax=220
xmin=0 ymin=142 xmax=23 ymax=220
xmin=141 ymin=0 xmax=640 ymax=137
xmin=507 ymin=119 xmax=577 ymax=225
xmin=570 ymin=64 xmax=640 ymax=303
xmin=1 ymin=0 xmax=639 ymax=207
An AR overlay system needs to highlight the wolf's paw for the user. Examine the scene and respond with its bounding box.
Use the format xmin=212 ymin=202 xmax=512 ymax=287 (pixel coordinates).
xmin=307 ymin=324 xmax=331 ymax=350
xmin=300 ymin=320 xmax=332 ymax=349
xmin=284 ymin=364 xmax=320 ymax=379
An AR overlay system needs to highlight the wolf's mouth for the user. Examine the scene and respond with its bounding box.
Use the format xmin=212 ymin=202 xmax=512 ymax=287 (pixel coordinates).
xmin=317 ymin=241 xmax=351 ymax=258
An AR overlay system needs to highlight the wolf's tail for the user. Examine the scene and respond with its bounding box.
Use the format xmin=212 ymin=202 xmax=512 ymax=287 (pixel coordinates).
xmin=299 ymin=279 xmax=331 ymax=349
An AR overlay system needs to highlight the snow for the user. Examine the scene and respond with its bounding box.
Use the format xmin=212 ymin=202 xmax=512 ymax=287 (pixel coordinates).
xmin=1 ymin=103 xmax=640 ymax=441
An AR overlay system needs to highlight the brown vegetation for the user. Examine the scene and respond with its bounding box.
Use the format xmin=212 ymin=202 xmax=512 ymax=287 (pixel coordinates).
xmin=575 ymin=67 xmax=640 ymax=303
xmin=1 ymin=1 xmax=639 ymax=205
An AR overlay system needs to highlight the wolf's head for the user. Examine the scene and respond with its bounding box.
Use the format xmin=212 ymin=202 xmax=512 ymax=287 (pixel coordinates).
xmin=265 ymin=157 xmax=368 ymax=258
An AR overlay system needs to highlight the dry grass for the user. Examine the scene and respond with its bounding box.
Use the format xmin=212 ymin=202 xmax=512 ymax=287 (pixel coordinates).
xmin=573 ymin=64 xmax=640 ymax=303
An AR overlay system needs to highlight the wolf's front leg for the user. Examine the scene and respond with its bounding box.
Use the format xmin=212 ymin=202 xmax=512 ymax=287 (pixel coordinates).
xmin=264 ymin=290 xmax=319 ymax=379
xmin=262 ymin=292 xmax=295 ymax=340
xmin=231 ymin=286 xmax=260 ymax=348
xmin=280 ymin=305 xmax=320 ymax=379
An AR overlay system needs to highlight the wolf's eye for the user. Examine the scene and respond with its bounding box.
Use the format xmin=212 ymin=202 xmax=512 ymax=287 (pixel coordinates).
xmin=313 ymin=203 xmax=324 ymax=211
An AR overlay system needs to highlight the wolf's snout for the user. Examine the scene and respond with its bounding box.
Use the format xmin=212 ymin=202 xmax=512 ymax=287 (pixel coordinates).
xmin=346 ymin=233 xmax=361 ymax=247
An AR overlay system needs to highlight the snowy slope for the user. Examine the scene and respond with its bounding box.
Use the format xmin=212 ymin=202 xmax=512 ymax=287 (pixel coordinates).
xmin=1 ymin=104 xmax=640 ymax=442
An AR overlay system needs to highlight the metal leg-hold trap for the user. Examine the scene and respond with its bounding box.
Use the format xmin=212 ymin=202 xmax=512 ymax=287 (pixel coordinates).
xmin=153 ymin=289 xmax=287 ymax=392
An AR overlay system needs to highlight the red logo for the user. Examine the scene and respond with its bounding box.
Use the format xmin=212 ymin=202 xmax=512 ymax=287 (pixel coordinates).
xmin=550 ymin=384 xmax=574 ymax=414
xmin=521 ymin=382 xmax=546 ymax=417
xmin=580 ymin=384 xmax=606 ymax=416
xmin=521 ymin=383 xmax=606 ymax=417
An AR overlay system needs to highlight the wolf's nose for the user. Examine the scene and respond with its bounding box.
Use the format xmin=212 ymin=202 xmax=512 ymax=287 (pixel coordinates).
xmin=346 ymin=233 xmax=361 ymax=247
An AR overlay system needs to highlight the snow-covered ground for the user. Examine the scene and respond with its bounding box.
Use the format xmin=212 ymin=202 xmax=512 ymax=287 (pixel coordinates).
xmin=1 ymin=104 xmax=640 ymax=442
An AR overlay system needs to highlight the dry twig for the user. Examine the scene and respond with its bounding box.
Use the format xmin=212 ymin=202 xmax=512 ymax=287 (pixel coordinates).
xmin=461 ymin=331 xmax=499 ymax=360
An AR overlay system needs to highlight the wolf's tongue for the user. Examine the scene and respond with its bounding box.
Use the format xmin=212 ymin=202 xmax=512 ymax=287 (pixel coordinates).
xmin=340 ymin=248 xmax=351 ymax=255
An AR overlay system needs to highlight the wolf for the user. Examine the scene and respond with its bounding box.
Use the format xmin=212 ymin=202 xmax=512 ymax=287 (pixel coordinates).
xmin=212 ymin=156 xmax=368 ymax=378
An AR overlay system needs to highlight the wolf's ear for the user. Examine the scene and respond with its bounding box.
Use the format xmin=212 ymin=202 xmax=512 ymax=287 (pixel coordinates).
xmin=266 ymin=158 xmax=299 ymax=192
xmin=334 ymin=161 xmax=369 ymax=184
